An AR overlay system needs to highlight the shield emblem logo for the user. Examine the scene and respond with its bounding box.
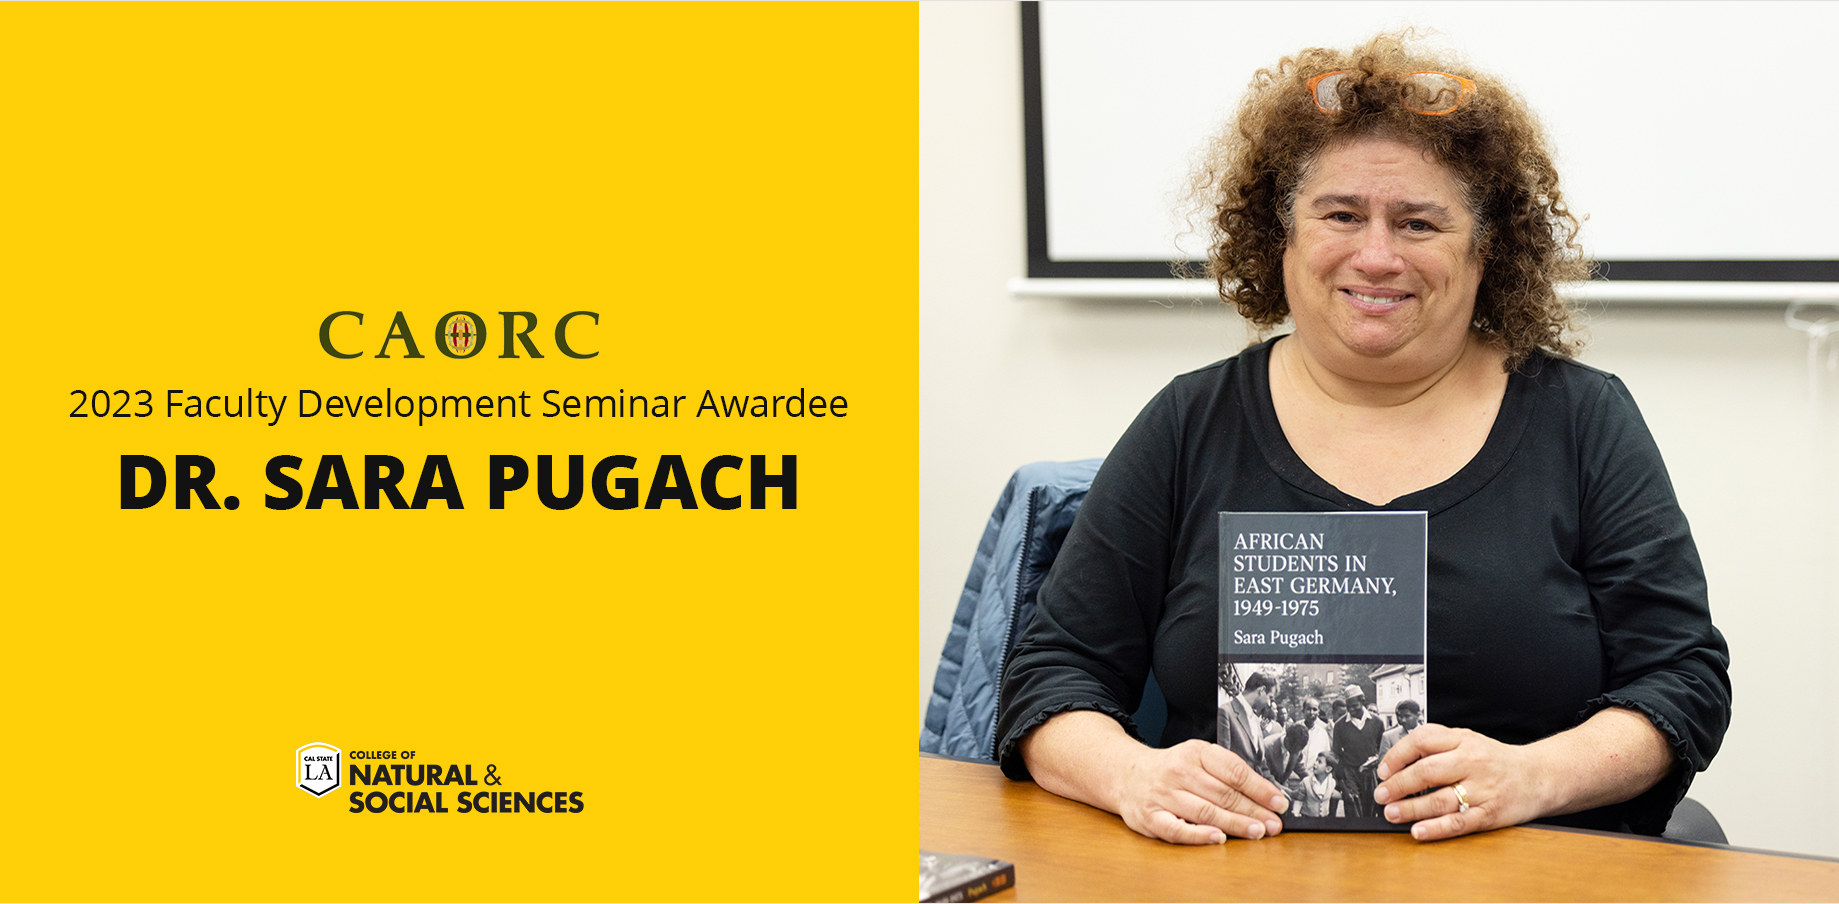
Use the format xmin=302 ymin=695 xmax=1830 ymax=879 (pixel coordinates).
xmin=441 ymin=313 xmax=481 ymax=358
xmin=296 ymin=742 xmax=342 ymax=797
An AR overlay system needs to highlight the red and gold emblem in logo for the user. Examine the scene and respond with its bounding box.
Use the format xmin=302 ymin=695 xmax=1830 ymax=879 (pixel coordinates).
xmin=441 ymin=313 xmax=480 ymax=357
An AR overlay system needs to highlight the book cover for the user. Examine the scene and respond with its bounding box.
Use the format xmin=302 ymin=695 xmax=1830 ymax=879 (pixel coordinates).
xmin=1218 ymin=511 xmax=1427 ymax=832
xmin=919 ymin=850 xmax=1015 ymax=903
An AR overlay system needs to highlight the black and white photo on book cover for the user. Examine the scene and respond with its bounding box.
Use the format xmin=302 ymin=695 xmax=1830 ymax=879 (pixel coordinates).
xmin=1218 ymin=511 xmax=1427 ymax=831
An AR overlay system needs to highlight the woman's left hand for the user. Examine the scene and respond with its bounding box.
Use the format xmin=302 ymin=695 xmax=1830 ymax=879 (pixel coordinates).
xmin=1373 ymin=708 xmax=1674 ymax=842
xmin=1370 ymin=723 xmax=1552 ymax=841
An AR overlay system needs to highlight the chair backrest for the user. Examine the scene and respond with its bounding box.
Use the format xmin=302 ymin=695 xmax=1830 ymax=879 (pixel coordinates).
xmin=922 ymin=460 xmax=1168 ymax=759
xmin=1662 ymin=797 xmax=1728 ymax=845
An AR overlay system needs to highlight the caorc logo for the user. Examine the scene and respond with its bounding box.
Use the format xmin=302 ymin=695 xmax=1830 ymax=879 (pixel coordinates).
xmin=297 ymin=742 xmax=342 ymax=797
xmin=317 ymin=310 xmax=601 ymax=359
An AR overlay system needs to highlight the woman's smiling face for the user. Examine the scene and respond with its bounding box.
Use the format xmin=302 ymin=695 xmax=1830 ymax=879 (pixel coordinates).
xmin=1281 ymin=136 xmax=1485 ymax=380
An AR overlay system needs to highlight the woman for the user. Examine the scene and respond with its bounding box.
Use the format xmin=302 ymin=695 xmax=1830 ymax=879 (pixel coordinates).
xmin=994 ymin=33 xmax=1730 ymax=844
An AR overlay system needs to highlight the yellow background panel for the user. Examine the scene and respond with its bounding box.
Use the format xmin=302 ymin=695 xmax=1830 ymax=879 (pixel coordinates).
xmin=2 ymin=4 xmax=915 ymax=900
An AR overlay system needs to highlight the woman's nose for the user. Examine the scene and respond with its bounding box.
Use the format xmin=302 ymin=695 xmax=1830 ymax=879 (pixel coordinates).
xmin=1349 ymin=225 xmax=1406 ymax=276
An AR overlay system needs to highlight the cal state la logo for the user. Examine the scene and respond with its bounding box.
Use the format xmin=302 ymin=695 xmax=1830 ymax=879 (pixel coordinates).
xmin=297 ymin=742 xmax=342 ymax=797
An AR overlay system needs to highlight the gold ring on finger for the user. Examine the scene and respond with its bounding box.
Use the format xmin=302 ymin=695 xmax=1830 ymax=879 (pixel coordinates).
xmin=1452 ymin=783 xmax=1471 ymax=814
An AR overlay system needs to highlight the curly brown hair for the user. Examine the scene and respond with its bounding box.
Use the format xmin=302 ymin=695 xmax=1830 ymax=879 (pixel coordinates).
xmin=1189 ymin=32 xmax=1590 ymax=370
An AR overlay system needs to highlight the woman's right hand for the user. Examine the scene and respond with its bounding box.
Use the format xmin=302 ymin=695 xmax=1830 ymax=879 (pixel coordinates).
xmin=1020 ymin=712 xmax=1289 ymax=846
xmin=1113 ymin=739 xmax=1291 ymax=844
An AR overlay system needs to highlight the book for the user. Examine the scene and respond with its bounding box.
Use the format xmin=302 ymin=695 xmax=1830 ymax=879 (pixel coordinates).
xmin=1218 ymin=511 xmax=1427 ymax=832
xmin=919 ymin=850 xmax=1015 ymax=903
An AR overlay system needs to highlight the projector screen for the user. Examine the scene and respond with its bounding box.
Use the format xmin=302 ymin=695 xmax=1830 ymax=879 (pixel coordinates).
xmin=1025 ymin=1 xmax=1839 ymax=283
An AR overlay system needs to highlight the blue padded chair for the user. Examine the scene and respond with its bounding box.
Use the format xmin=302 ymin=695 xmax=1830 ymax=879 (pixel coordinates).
xmin=921 ymin=460 xmax=1167 ymax=761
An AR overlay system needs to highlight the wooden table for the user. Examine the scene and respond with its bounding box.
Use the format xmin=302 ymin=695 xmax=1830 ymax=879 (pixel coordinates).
xmin=919 ymin=755 xmax=1839 ymax=902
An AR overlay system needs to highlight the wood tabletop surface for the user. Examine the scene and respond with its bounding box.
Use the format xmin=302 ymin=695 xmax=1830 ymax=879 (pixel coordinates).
xmin=919 ymin=755 xmax=1839 ymax=902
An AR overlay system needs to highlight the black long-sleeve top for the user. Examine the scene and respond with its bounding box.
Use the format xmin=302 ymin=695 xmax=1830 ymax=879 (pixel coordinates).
xmin=996 ymin=338 xmax=1731 ymax=834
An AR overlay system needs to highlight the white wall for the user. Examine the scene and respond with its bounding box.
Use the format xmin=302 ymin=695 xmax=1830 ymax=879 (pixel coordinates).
xmin=920 ymin=1 xmax=1839 ymax=858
